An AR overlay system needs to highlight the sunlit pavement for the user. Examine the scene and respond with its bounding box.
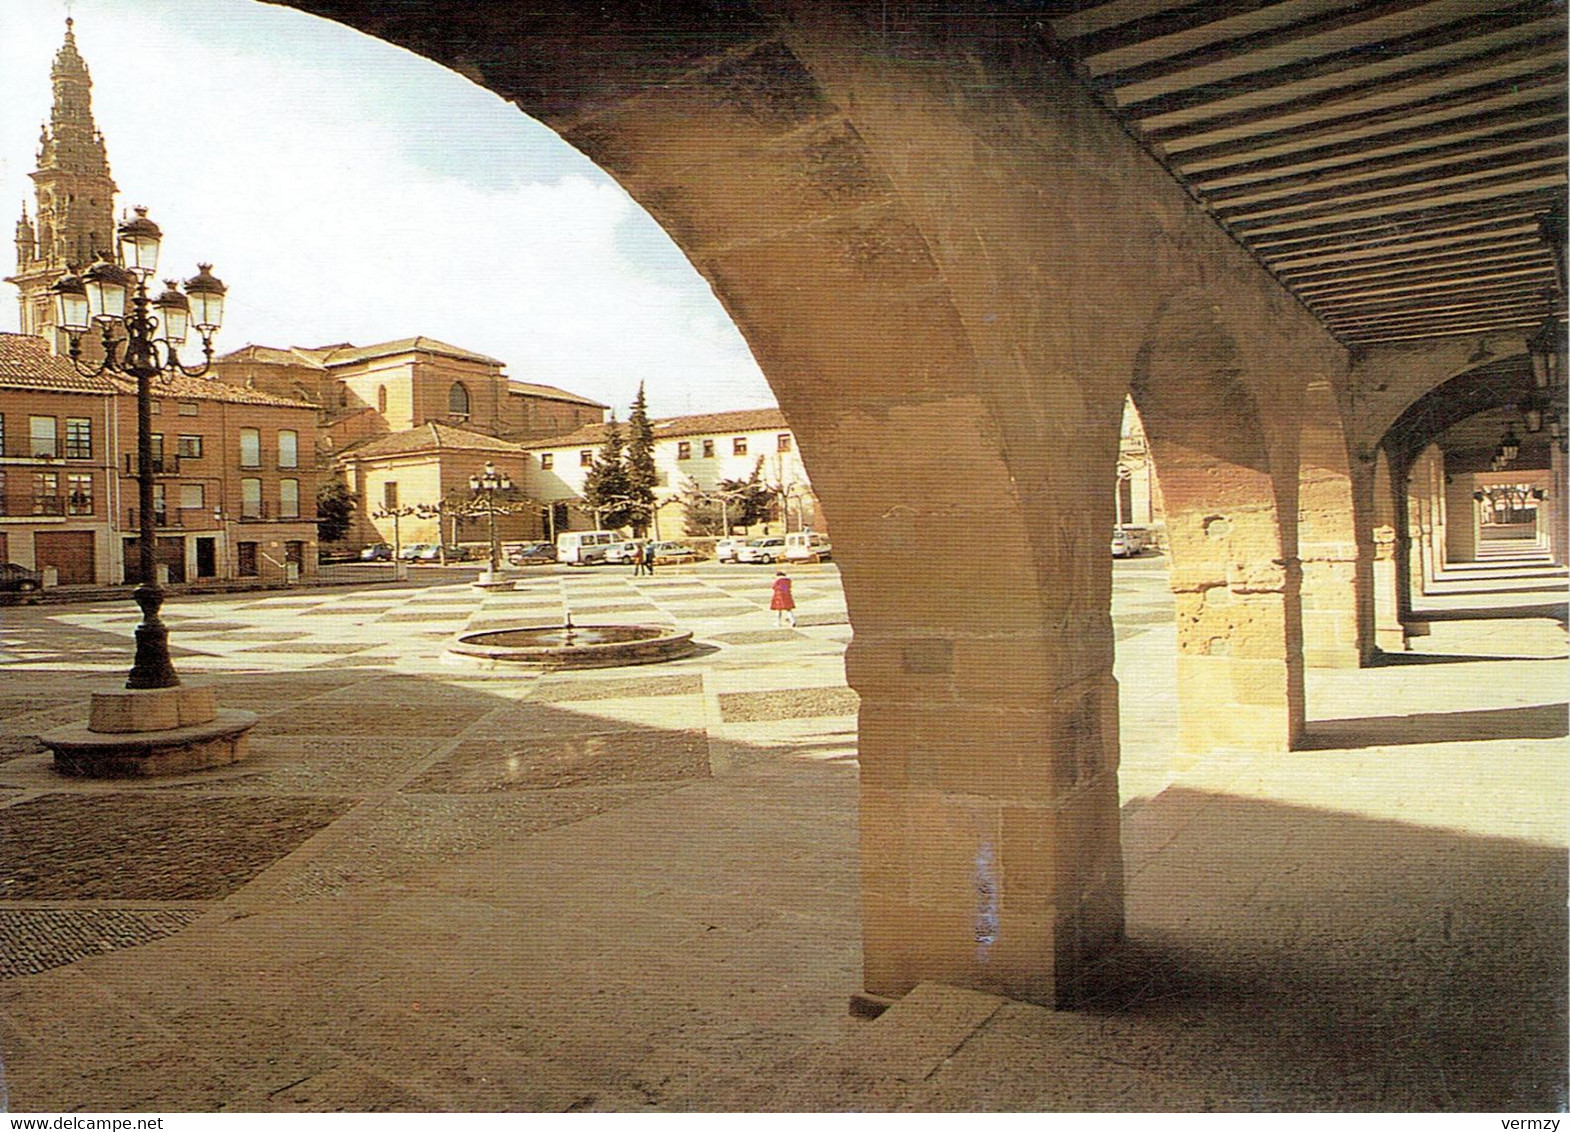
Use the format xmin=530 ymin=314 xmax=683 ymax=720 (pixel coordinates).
xmin=0 ymin=555 xmax=1563 ymax=1111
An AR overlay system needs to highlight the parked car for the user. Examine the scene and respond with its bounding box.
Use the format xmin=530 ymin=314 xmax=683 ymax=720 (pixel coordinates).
xmin=649 ymin=541 xmax=701 ymax=564
xmin=507 ymin=542 xmax=557 ymax=565
xmin=0 ymin=563 xmax=41 ymax=592
xmin=785 ymin=532 xmax=832 ymax=562
xmin=359 ymin=543 xmax=393 ymax=561
xmin=714 ymin=537 xmax=747 ymax=563
xmin=736 ymin=536 xmax=787 ymax=564
xmin=397 ymin=543 xmax=432 ymax=561
xmin=604 ymin=540 xmax=644 ymax=565
xmin=414 ymin=544 xmax=443 ymax=562
xmin=1111 ymin=526 xmax=1148 ymax=558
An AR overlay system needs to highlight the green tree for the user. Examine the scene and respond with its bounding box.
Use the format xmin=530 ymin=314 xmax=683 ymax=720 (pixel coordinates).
xmin=715 ymin=459 xmax=775 ymax=531
xmin=316 ymin=479 xmax=357 ymax=543
xmin=679 ymin=476 xmax=724 ymax=536
xmin=582 ymin=415 xmax=633 ymax=529
xmin=624 ymin=383 xmax=657 ymax=536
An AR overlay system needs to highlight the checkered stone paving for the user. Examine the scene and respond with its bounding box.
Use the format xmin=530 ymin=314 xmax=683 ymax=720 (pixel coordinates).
xmin=408 ymin=728 xmax=711 ymax=793
xmin=0 ymin=908 xmax=204 ymax=980
xmin=1 ymin=793 xmax=354 ymax=901
xmin=718 ymin=688 xmax=861 ymax=723
xmin=530 ymin=674 xmax=703 ymax=702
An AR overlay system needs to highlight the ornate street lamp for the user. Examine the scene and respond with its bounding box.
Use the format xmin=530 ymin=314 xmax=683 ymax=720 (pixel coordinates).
xmin=52 ymin=206 xmax=226 ymax=689
xmin=469 ymin=461 xmax=514 ymax=577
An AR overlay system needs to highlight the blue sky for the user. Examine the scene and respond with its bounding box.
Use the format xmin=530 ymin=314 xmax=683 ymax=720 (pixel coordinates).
xmin=0 ymin=0 xmax=776 ymax=418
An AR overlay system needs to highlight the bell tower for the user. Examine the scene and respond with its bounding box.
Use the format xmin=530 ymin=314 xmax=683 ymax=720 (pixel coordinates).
xmin=5 ymin=19 xmax=117 ymax=349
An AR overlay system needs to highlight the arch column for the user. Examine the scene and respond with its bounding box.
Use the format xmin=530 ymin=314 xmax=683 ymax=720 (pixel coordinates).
xmin=1135 ymin=313 xmax=1305 ymax=756
xmin=1298 ymin=379 xmax=1371 ymax=667
xmin=1371 ymin=449 xmax=1408 ymax=652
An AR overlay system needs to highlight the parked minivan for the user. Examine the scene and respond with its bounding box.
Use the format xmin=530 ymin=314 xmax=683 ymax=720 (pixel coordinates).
xmin=556 ymin=530 xmax=621 ymax=565
xmin=784 ymin=532 xmax=832 ymax=562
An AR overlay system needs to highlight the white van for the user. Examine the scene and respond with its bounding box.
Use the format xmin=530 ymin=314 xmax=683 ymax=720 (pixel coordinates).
xmin=784 ymin=532 xmax=832 ymax=562
xmin=556 ymin=530 xmax=621 ymax=565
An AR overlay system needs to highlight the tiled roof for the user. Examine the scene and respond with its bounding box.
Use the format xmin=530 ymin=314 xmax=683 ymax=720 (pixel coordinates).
xmin=218 ymin=338 xmax=503 ymax=370
xmin=507 ymin=379 xmax=606 ymax=408
xmin=0 ymin=333 xmax=116 ymax=393
xmin=107 ymin=373 xmax=318 ymax=409
xmin=342 ymin=422 xmax=528 ymax=461
xmin=527 ymin=406 xmax=788 ymax=450
xmin=214 ymin=344 xmax=334 ymax=369
xmin=322 ymin=337 xmax=503 ymax=368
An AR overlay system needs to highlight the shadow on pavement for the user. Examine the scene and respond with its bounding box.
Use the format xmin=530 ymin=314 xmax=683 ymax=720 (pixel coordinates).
xmin=1297 ymin=703 xmax=1568 ymax=750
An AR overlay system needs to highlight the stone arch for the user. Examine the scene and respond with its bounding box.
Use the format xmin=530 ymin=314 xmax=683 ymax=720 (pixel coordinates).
xmin=1130 ymin=293 xmax=1304 ymax=754
xmin=266 ymin=1 xmax=1351 ymax=1007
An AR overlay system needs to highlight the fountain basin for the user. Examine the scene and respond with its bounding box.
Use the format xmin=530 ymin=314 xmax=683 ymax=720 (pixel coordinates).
xmin=451 ymin=623 xmax=696 ymax=669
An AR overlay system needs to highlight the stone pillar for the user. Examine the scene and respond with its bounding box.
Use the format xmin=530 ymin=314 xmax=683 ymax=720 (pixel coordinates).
xmin=828 ymin=399 xmax=1125 ymax=1008
xmin=1298 ymin=381 xmax=1368 ymax=667
xmin=1136 ymin=327 xmax=1305 ymax=754
xmin=1545 ymin=445 xmax=1569 ymax=566
xmin=1445 ymin=475 xmax=1479 ymax=563
xmin=1168 ymin=519 xmax=1304 ymax=754
xmin=1372 ymin=451 xmax=1409 ymax=651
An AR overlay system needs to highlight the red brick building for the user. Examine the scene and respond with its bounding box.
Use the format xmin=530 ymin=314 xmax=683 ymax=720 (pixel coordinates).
xmin=0 ymin=333 xmax=320 ymax=586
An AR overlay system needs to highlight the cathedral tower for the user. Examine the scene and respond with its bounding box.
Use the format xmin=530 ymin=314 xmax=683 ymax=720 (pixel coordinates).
xmin=6 ymin=19 xmax=117 ymax=348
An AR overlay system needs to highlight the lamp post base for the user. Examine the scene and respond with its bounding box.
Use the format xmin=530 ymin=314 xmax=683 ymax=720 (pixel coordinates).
xmin=39 ymin=683 xmax=257 ymax=778
xmin=126 ymin=582 xmax=180 ymax=689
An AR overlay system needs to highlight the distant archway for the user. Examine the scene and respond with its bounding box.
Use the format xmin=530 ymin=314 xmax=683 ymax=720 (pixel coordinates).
xmin=1131 ymin=294 xmax=1304 ymax=753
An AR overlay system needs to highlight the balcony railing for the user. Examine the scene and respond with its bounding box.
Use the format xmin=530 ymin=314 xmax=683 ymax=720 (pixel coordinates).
xmin=122 ymin=454 xmax=181 ymax=475
xmin=127 ymin=507 xmax=183 ymax=528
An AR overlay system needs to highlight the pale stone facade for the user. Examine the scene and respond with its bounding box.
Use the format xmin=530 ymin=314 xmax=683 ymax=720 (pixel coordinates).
xmin=525 ymin=406 xmax=819 ymax=540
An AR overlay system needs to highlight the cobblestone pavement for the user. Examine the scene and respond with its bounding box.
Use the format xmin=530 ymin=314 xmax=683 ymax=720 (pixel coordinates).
xmin=0 ymin=556 xmax=1563 ymax=1111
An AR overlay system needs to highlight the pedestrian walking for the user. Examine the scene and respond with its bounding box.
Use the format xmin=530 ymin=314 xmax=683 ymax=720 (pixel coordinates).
xmin=631 ymin=541 xmax=645 ymax=576
xmin=770 ymin=571 xmax=796 ymax=628
xmin=644 ymin=540 xmax=657 ymax=575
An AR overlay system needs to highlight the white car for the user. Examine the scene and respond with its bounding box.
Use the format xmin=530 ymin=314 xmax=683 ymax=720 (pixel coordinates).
xmin=1111 ymin=527 xmax=1148 ymax=557
xmin=714 ymin=537 xmax=746 ymax=563
xmin=604 ymin=541 xmax=644 ymax=565
xmin=736 ymin=536 xmax=786 ymax=564
xmin=649 ymin=541 xmax=701 ymax=564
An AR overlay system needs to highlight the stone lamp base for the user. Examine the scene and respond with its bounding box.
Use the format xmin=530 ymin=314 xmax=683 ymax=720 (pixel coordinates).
xmin=40 ymin=684 xmax=257 ymax=778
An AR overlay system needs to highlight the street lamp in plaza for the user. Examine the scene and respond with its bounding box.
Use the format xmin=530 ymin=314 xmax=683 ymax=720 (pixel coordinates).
xmin=52 ymin=206 xmax=226 ymax=689
xmin=469 ymin=461 xmax=513 ymax=577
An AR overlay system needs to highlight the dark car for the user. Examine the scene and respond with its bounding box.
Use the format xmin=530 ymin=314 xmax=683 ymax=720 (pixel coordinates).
xmin=508 ymin=542 xmax=557 ymax=565
xmin=359 ymin=543 xmax=393 ymax=561
xmin=0 ymin=563 xmax=42 ymax=591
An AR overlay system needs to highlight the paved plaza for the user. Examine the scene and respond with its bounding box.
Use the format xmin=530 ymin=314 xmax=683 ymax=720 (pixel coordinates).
xmin=0 ymin=555 xmax=1564 ymax=1111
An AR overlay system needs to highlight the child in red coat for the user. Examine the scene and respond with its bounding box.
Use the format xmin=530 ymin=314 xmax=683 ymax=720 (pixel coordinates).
xmin=770 ymin=571 xmax=796 ymax=628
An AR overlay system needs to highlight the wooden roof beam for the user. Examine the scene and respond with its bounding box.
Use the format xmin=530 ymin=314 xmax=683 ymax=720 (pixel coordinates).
xmin=1219 ymin=151 xmax=1567 ymax=223
xmin=1111 ymin=10 xmax=1560 ymax=119
xmin=1202 ymin=122 xmax=1567 ymax=204
xmin=1167 ymin=71 xmax=1566 ymax=165
xmin=1145 ymin=47 xmax=1565 ymax=144
xmin=1183 ymin=96 xmax=1566 ymax=186
xmin=1093 ymin=0 xmax=1553 ymax=91
xmin=1283 ymin=243 xmax=1551 ymax=290
xmin=1232 ymin=174 xmax=1567 ymax=237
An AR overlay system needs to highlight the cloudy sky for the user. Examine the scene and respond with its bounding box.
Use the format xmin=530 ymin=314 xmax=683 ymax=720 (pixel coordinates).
xmin=0 ymin=0 xmax=776 ymax=418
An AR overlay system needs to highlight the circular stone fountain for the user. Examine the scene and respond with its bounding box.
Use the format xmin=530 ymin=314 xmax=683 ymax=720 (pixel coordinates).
xmin=451 ymin=621 xmax=696 ymax=669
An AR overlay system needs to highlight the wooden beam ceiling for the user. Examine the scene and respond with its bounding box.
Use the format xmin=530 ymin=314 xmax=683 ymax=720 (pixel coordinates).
xmin=1047 ymin=0 xmax=1569 ymax=344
